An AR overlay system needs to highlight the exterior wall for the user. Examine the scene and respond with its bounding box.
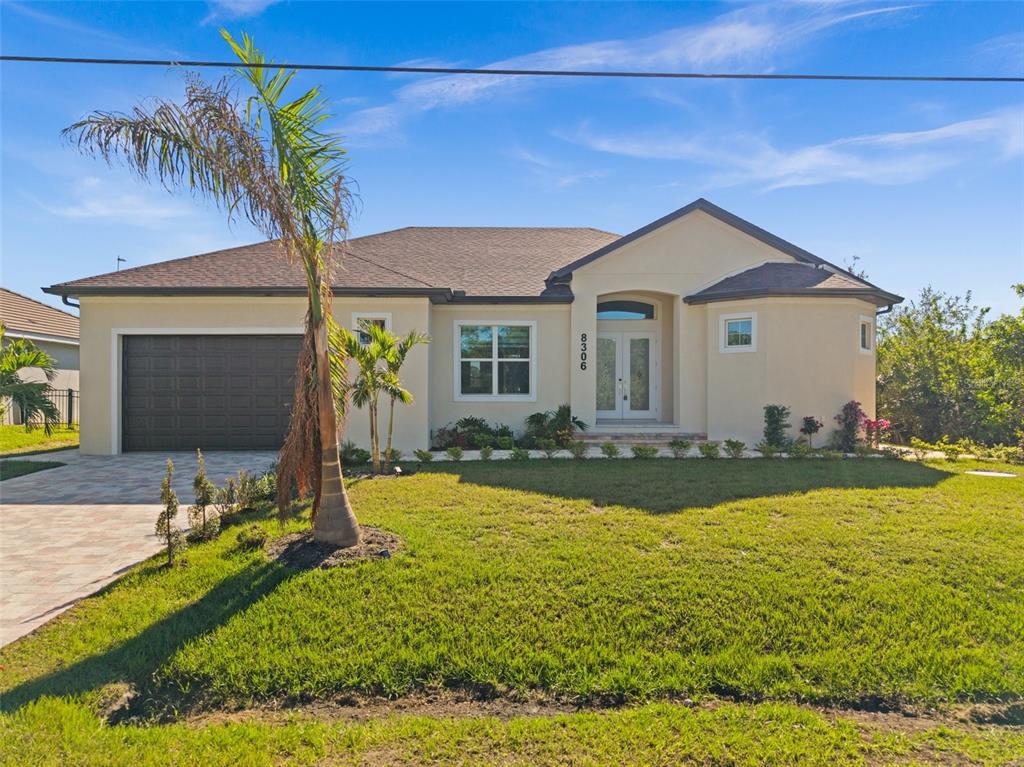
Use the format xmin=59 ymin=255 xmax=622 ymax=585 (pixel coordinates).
xmin=428 ymin=304 xmax=571 ymax=441
xmin=705 ymin=297 xmax=877 ymax=445
xmin=569 ymin=209 xmax=791 ymax=432
xmin=78 ymin=296 xmax=430 ymax=455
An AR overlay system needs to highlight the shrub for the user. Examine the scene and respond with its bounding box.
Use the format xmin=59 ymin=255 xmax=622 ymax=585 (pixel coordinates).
xmin=433 ymin=418 xmax=518 ymax=450
xmin=854 ymin=443 xmax=875 ymax=458
xmin=445 ymin=446 xmax=464 ymax=462
xmin=788 ymin=440 xmax=814 ymax=459
xmin=763 ymin=405 xmax=792 ymax=448
xmin=524 ymin=404 xmax=587 ymax=447
xmin=909 ymin=437 xmax=932 ymax=461
xmin=833 ymin=400 xmax=867 ymax=452
xmin=600 ymin=442 xmax=620 ymax=459
xmin=937 ymin=436 xmax=961 ymax=462
xmin=479 ymin=445 xmax=493 ymax=461
xmin=668 ymin=438 xmax=691 ymax=458
xmin=537 ymin=438 xmax=561 ymax=459
xmin=254 ymin=468 xmax=276 ymax=501
xmin=799 ymin=417 xmax=824 ymax=448
xmin=413 ymin=448 xmax=434 ymax=463
xmin=698 ymin=442 xmax=720 ymax=459
xmin=496 ymin=435 xmax=515 ymax=450
xmin=819 ymin=449 xmax=843 ymax=460
xmin=863 ymin=418 xmax=891 ymax=448
xmin=235 ymin=523 xmax=268 ymax=551
xmin=632 ymin=444 xmax=659 ymax=459
xmin=754 ymin=441 xmax=780 ymax=458
xmin=880 ymin=445 xmax=908 ymax=460
xmin=509 ymin=446 xmax=531 ymax=461
xmin=384 ymin=447 xmax=403 ymax=464
xmin=187 ymin=450 xmax=220 ymax=542
xmin=155 ymin=459 xmax=185 ymax=567
xmin=214 ymin=477 xmax=238 ymax=520
xmin=340 ymin=441 xmax=371 ymax=465
xmin=568 ymin=440 xmax=588 ymax=460
xmin=723 ymin=439 xmax=746 ymax=459
xmin=235 ymin=470 xmax=258 ymax=511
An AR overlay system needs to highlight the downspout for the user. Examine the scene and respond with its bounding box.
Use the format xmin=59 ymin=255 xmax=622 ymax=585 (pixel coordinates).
xmin=61 ymin=295 xmax=80 ymax=309
xmin=875 ymin=304 xmax=894 ymax=316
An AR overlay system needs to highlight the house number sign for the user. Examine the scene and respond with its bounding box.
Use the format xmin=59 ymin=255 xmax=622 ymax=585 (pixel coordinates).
xmin=579 ymin=332 xmax=588 ymax=370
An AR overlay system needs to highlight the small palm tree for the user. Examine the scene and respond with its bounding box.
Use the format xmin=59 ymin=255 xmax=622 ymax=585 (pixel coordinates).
xmin=381 ymin=329 xmax=429 ymax=471
xmin=0 ymin=324 xmax=61 ymax=433
xmin=63 ymin=32 xmax=360 ymax=545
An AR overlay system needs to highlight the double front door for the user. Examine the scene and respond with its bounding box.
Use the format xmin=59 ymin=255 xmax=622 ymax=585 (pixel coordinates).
xmin=596 ymin=332 xmax=658 ymax=420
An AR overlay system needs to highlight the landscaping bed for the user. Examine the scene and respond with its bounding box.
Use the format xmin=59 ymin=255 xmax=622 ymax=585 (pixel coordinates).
xmin=0 ymin=459 xmax=64 ymax=481
xmin=1 ymin=458 xmax=1021 ymax=764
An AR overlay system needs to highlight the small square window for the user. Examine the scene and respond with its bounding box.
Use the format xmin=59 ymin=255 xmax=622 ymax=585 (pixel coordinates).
xmin=352 ymin=313 xmax=391 ymax=345
xmin=726 ymin=318 xmax=753 ymax=348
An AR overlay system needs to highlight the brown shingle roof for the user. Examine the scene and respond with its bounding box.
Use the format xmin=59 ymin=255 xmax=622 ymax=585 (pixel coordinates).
xmin=685 ymin=262 xmax=902 ymax=306
xmin=0 ymin=288 xmax=79 ymax=341
xmin=47 ymin=227 xmax=621 ymax=299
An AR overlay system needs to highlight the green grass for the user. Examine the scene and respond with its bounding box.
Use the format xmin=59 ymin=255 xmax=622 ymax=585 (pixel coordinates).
xmin=0 ymin=459 xmax=64 ymax=480
xmin=1 ymin=458 xmax=1021 ymax=763
xmin=0 ymin=424 xmax=78 ymax=456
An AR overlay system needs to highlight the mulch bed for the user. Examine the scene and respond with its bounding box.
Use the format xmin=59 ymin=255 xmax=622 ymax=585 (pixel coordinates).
xmin=267 ymin=526 xmax=401 ymax=569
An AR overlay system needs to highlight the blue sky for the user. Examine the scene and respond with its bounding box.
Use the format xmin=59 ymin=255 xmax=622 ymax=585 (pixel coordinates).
xmin=2 ymin=1 xmax=1022 ymax=315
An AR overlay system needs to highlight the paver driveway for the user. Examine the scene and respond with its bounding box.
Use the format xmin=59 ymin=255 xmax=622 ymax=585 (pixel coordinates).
xmin=0 ymin=449 xmax=276 ymax=646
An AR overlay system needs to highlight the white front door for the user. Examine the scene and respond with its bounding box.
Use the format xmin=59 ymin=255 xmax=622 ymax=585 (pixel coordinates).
xmin=596 ymin=332 xmax=658 ymax=420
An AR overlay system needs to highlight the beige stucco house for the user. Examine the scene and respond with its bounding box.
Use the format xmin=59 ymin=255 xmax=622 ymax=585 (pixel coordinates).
xmin=45 ymin=199 xmax=902 ymax=455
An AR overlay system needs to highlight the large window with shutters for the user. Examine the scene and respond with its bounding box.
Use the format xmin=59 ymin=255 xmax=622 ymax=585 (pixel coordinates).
xmin=454 ymin=320 xmax=536 ymax=401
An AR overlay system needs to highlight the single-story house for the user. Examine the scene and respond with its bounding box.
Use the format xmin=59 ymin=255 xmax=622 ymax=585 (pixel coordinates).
xmin=44 ymin=198 xmax=902 ymax=455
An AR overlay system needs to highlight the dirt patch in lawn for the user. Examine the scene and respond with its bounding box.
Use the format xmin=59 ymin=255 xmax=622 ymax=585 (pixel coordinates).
xmin=267 ymin=526 xmax=401 ymax=569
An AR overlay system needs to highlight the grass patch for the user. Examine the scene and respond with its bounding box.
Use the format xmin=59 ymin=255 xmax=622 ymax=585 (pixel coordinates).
xmin=0 ymin=459 xmax=1020 ymax=762
xmin=0 ymin=459 xmax=64 ymax=481
xmin=0 ymin=425 xmax=78 ymax=456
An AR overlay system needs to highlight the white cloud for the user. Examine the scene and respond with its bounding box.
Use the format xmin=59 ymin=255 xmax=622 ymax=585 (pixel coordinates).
xmin=203 ymin=0 xmax=278 ymax=23
xmin=341 ymin=2 xmax=915 ymax=141
xmin=511 ymin=147 xmax=608 ymax=189
xmin=35 ymin=177 xmax=190 ymax=224
xmin=568 ymin=107 xmax=1024 ymax=190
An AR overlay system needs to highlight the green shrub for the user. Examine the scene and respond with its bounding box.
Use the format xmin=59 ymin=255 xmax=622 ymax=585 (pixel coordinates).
xmin=413 ymin=449 xmax=434 ymax=463
xmin=854 ymin=443 xmax=875 ymax=458
xmin=567 ymin=440 xmax=588 ymax=460
xmin=880 ymin=445 xmax=908 ymax=460
xmin=788 ymin=440 xmax=814 ymax=459
xmin=763 ymin=404 xmax=792 ymax=448
xmin=819 ymin=449 xmax=843 ymax=460
xmin=909 ymin=437 xmax=932 ymax=461
xmin=479 ymin=445 xmax=493 ymax=461
xmin=187 ymin=449 xmax=220 ymax=542
xmin=833 ymin=400 xmax=867 ymax=452
xmin=937 ymin=436 xmax=961 ymax=462
xmin=537 ymin=439 xmax=561 ymax=459
xmin=155 ymin=459 xmax=185 ymax=567
xmin=754 ymin=441 xmax=779 ymax=458
xmin=214 ymin=477 xmax=238 ymax=520
xmin=600 ymin=442 xmax=620 ymax=459
xmin=496 ymin=435 xmax=515 ymax=450
xmin=235 ymin=523 xmax=268 ymax=551
xmin=341 ymin=441 xmax=371 ymax=465
xmin=384 ymin=447 xmax=403 ymax=464
xmin=668 ymin=438 xmax=691 ymax=459
xmin=433 ymin=418 xmax=517 ymax=450
xmin=234 ymin=470 xmax=258 ymax=511
xmin=509 ymin=446 xmax=531 ymax=461
xmin=524 ymin=404 xmax=587 ymax=447
xmin=254 ymin=468 xmax=276 ymax=501
xmin=697 ymin=442 xmax=720 ymax=459
xmin=723 ymin=439 xmax=746 ymax=459
xmin=445 ymin=446 xmax=463 ymax=462
xmin=631 ymin=444 xmax=659 ymax=459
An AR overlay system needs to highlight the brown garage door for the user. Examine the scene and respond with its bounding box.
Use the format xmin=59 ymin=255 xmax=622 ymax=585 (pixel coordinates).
xmin=122 ymin=334 xmax=302 ymax=451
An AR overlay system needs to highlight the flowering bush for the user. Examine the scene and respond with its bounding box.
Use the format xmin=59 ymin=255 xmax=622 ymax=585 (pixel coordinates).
xmin=833 ymin=400 xmax=867 ymax=452
xmin=799 ymin=417 xmax=824 ymax=448
xmin=863 ymin=418 xmax=891 ymax=448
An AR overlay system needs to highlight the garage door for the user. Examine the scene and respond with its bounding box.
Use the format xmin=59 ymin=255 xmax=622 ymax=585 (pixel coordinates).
xmin=122 ymin=335 xmax=302 ymax=451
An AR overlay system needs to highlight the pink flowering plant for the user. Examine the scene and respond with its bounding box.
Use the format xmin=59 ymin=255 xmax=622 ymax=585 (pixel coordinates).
xmin=863 ymin=418 xmax=891 ymax=448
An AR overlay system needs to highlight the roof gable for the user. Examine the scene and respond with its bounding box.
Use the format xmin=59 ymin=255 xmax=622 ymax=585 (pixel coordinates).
xmin=684 ymin=262 xmax=903 ymax=306
xmin=0 ymin=288 xmax=79 ymax=341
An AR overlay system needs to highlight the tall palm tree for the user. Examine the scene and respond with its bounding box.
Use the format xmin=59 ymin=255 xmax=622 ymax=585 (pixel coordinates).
xmin=0 ymin=325 xmax=61 ymax=433
xmin=382 ymin=329 xmax=429 ymax=470
xmin=62 ymin=32 xmax=361 ymax=546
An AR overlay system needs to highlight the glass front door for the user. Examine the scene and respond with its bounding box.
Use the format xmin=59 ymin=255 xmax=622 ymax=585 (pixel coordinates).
xmin=596 ymin=332 xmax=657 ymax=420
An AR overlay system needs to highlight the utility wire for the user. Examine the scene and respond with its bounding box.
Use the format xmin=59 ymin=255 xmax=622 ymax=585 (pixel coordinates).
xmin=1 ymin=55 xmax=1021 ymax=82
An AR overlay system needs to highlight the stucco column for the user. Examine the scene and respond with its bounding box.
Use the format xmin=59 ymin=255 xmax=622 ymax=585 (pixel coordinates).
xmin=569 ymin=279 xmax=598 ymax=428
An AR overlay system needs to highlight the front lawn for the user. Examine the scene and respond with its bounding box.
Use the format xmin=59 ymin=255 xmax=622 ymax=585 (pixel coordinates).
xmin=0 ymin=459 xmax=64 ymax=481
xmin=1 ymin=458 xmax=1021 ymax=764
xmin=0 ymin=424 xmax=78 ymax=456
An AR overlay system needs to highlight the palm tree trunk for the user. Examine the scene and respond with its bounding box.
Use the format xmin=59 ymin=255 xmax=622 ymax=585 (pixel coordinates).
xmin=311 ymin=315 xmax=361 ymax=547
xmin=384 ymin=397 xmax=396 ymax=472
xmin=370 ymin=400 xmax=381 ymax=474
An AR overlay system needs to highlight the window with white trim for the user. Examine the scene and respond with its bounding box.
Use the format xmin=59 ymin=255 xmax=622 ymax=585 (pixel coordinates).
xmin=352 ymin=312 xmax=391 ymax=345
xmin=455 ymin=321 xmax=535 ymax=400
xmin=859 ymin=316 xmax=873 ymax=353
xmin=719 ymin=312 xmax=757 ymax=353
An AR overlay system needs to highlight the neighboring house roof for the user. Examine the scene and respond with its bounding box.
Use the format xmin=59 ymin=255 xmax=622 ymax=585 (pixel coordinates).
xmin=45 ymin=227 xmax=620 ymax=302
xmin=0 ymin=288 xmax=80 ymax=343
xmin=43 ymin=199 xmax=902 ymax=307
xmin=684 ymin=262 xmax=903 ymax=306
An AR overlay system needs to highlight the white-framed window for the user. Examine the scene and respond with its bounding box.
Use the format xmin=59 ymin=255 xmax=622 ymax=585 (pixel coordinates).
xmin=859 ymin=315 xmax=874 ymax=354
xmin=719 ymin=312 xmax=757 ymax=353
xmin=454 ymin=320 xmax=536 ymax=401
xmin=351 ymin=312 xmax=392 ymax=345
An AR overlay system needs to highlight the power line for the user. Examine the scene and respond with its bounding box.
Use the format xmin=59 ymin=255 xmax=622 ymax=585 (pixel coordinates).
xmin=1 ymin=54 xmax=1021 ymax=83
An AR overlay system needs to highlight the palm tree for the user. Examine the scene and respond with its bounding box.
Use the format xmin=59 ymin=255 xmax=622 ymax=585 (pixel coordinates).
xmin=62 ymin=32 xmax=360 ymax=546
xmin=0 ymin=325 xmax=61 ymax=433
xmin=382 ymin=329 xmax=429 ymax=471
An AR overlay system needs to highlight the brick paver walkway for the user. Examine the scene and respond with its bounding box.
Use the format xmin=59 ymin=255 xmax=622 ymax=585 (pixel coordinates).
xmin=0 ymin=449 xmax=276 ymax=646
